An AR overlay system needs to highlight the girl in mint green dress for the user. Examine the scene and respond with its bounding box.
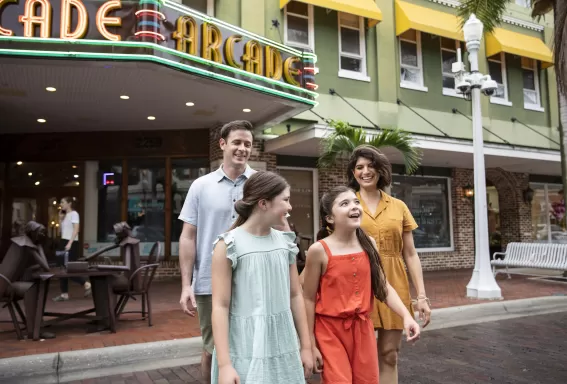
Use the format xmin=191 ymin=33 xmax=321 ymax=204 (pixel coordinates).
xmin=210 ymin=171 xmax=313 ymax=384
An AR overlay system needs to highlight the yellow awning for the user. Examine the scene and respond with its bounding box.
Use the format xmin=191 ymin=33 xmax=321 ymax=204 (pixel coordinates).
xmin=395 ymin=0 xmax=464 ymax=41
xmin=280 ymin=0 xmax=383 ymax=27
xmin=486 ymin=28 xmax=554 ymax=69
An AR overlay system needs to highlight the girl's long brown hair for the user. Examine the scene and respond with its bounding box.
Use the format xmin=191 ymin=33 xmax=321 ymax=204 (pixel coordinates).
xmin=230 ymin=171 xmax=289 ymax=230
xmin=317 ymin=186 xmax=387 ymax=302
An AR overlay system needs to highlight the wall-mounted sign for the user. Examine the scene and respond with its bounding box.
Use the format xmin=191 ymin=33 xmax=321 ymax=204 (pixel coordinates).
xmin=0 ymin=0 xmax=318 ymax=90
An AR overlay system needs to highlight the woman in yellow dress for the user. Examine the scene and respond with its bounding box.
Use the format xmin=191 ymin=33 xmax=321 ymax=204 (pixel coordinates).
xmin=347 ymin=145 xmax=431 ymax=384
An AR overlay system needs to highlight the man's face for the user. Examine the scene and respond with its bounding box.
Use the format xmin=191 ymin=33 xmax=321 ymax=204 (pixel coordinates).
xmin=220 ymin=129 xmax=253 ymax=167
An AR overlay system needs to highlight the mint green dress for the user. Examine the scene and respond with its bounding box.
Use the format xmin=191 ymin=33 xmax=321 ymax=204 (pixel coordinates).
xmin=210 ymin=227 xmax=304 ymax=384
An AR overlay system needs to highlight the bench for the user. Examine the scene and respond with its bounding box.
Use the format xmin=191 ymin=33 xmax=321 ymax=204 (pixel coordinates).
xmin=491 ymin=242 xmax=567 ymax=279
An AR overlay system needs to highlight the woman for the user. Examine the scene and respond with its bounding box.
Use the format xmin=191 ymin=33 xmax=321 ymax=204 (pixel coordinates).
xmin=347 ymin=145 xmax=431 ymax=384
xmin=52 ymin=197 xmax=91 ymax=301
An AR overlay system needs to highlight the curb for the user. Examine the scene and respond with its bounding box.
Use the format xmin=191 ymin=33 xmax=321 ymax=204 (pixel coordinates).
xmin=1 ymin=295 xmax=566 ymax=383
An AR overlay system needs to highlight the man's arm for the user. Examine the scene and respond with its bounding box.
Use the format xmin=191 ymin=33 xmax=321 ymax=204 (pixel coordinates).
xmin=179 ymin=223 xmax=197 ymax=316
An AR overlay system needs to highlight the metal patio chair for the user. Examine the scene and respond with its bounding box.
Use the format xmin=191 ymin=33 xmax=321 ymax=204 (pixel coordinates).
xmin=114 ymin=241 xmax=161 ymax=327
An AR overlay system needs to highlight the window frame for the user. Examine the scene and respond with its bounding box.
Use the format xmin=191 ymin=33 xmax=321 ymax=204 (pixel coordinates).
xmin=180 ymin=0 xmax=214 ymax=16
xmin=488 ymin=52 xmax=512 ymax=107
xmin=399 ymin=30 xmax=428 ymax=92
xmin=515 ymin=0 xmax=532 ymax=8
xmin=440 ymin=38 xmax=464 ymax=98
xmin=283 ymin=3 xmax=315 ymax=50
xmin=391 ymin=174 xmax=455 ymax=253
xmin=522 ymin=58 xmax=545 ymax=112
xmin=337 ymin=12 xmax=370 ymax=82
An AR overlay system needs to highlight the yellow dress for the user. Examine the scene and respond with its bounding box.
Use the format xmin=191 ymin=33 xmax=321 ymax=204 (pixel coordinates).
xmin=356 ymin=191 xmax=418 ymax=330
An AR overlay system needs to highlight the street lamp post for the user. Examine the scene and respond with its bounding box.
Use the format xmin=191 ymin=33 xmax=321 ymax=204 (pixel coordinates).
xmin=453 ymin=14 xmax=502 ymax=299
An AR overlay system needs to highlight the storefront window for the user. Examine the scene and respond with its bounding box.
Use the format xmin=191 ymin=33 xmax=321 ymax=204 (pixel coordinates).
xmin=97 ymin=161 xmax=123 ymax=242
xmin=171 ymin=159 xmax=209 ymax=257
xmin=391 ymin=176 xmax=452 ymax=250
xmin=531 ymin=183 xmax=567 ymax=243
xmin=127 ymin=159 xmax=166 ymax=256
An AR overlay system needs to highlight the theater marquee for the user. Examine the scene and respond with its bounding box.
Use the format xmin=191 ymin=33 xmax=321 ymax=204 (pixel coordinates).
xmin=0 ymin=0 xmax=318 ymax=95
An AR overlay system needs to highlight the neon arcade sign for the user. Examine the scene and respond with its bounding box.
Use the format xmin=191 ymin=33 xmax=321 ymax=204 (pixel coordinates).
xmin=0 ymin=0 xmax=318 ymax=90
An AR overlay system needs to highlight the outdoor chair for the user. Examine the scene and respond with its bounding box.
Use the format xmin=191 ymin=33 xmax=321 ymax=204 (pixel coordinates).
xmin=114 ymin=241 xmax=161 ymax=326
xmin=0 ymin=222 xmax=51 ymax=339
xmin=83 ymin=222 xmax=143 ymax=291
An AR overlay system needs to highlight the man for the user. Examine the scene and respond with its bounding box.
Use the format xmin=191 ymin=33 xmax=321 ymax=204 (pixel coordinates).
xmin=178 ymin=120 xmax=256 ymax=382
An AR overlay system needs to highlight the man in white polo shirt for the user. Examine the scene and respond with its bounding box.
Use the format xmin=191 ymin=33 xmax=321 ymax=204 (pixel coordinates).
xmin=178 ymin=120 xmax=256 ymax=382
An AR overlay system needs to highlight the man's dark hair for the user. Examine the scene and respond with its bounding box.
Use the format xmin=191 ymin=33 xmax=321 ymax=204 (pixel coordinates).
xmin=220 ymin=120 xmax=254 ymax=141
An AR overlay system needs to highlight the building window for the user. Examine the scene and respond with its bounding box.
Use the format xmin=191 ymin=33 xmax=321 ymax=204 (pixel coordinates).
xmin=399 ymin=30 xmax=426 ymax=91
xmin=530 ymin=183 xmax=567 ymax=243
xmin=171 ymin=159 xmax=209 ymax=257
xmin=515 ymin=0 xmax=531 ymax=7
xmin=127 ymin=159 xmax=166 ymax=256
xmin=488 ymin=53 xmax=511 ymax=106
xmin=97 ymin=161 xmax=123 ymax=244
xmin=338 ymin=13 xmax=369 ymax=82
xmin=440 ymin=38 xmax=462 ymax=97
xmin=391 ymin=176 xmax=453 ymax=251
xmin=284 ymin=1 xmax=314 ymax=49
xmin=522 ymin=57 xmax=543 ymax=111
xmin=181 ymin=0 xmax=214 ymax=15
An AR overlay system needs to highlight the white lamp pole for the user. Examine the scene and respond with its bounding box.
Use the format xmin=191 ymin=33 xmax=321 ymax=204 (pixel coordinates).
xmin=454 ymin=14 xmax=502 ymax=299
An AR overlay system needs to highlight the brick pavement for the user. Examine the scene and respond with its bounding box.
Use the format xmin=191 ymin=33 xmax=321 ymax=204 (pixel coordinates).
xmin=66 ymin=312 xmax=567 ymax=384
xmin=1 ymin=269 xmax=566 ymax=360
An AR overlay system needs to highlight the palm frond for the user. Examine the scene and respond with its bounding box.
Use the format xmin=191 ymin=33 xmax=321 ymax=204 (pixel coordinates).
xmin=531 ymin=0 xmax=554 ymax=18
xmin=457 ymin=0 xmax=509 ymax=33
xmin=318 ymin=121 xmax=422 ymax=174
xmin=552 ymin=1 xmax=567 ymax=94
xmin=367 ymin=129 xmax=423 ymax=174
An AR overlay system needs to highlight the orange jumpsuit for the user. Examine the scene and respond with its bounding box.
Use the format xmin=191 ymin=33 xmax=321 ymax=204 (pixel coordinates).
xmin=315 ymin=240 xmax=379 ymax=384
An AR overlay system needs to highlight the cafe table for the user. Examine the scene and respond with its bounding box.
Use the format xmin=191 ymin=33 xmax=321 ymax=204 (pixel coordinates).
xmin=27 ymin=269 xmax=122 ymax=341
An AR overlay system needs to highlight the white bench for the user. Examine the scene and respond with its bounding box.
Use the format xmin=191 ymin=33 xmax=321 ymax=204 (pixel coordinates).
xmin=491 ymin=242 xmax=567 ymax=279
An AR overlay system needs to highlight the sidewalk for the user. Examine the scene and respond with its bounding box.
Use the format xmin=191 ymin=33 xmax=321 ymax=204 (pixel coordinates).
xmin=63 ymin=312 xmax=567 ymax=384
xmin=1 ymin=268 xmax=566 ymax=360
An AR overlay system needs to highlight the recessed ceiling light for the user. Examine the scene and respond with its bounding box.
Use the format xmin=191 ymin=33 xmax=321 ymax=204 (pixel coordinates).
xmin=120 ymin=95 xmax=129 ymax=100
xmin=72 ymin=165 xmax=77 ymax=168
xmin=37 ymin=118 xmax=46 ymax=123
xmin=52 ymin=201 xmax=56 ymax=205
xmin=46 ymin=87 xmax=56 ymax=92
xmin=243 ymin=108 xmax=251 ymax=113
xmin=28 ymin=172 xmax=32 ymax=176
xmin=34 ymin=181 xmax=40 ymax=186
xmin=186 ymin=102 xmax=195 ymax=106
xmin=75 ymin=181 xmax=80 ymax=186
xmin=147 ymin=116 xmax=156 ymax=120
xmin=16 ymin=161 xmax=22 ymax=165
xmin=74 ymin=174 xmax=79 ymax=178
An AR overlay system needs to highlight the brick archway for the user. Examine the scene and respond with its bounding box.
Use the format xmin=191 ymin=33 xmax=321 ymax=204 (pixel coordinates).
xmin=464 ymin=168 xmax=531 ymax=247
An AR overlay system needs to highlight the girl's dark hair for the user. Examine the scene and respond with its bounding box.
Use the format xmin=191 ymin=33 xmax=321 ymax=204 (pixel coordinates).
xmin=346 ymin=145 xmax=392 ymax=192
xmin=317 ymin=186 xmax=387 ymax=302
xmin=230 ymin=171 xmax=289 ymax=230
xmin=62 ymin=196 xmax=76 ymax=210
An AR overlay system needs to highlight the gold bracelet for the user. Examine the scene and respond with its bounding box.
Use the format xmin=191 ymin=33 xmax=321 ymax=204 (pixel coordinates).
xmin=413 ymin=296 xmax=431 ymax=306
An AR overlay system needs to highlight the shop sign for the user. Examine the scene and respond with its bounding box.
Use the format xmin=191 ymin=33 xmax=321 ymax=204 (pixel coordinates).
xmin=0 ymin=0 xmax=317 ymax=89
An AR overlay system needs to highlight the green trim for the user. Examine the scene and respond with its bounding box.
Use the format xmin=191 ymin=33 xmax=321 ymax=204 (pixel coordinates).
xmin=0 ymin=36 xmax=318 ymax=99
xmin=0 ymin=48 xmax=318 ymax=106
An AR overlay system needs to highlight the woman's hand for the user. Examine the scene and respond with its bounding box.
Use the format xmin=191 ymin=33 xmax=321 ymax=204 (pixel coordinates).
xmin=415 ymin=297 xmax=432 ymax=328
xmin=300 ymin=347 xmax=314 ymax=379
xmin=64 ymin=242 xmax=72 ymax=251
xmin=403 ymin=314 xmax=421 ymax=343
xmin=218 ymin=365 xmax=240 ymax=384
xmin=311 ymin=346 xmax=323 ymax=374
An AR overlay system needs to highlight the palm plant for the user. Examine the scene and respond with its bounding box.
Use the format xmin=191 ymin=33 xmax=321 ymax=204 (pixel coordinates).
xmin=317 ymin=120 xmax=422 ymax=174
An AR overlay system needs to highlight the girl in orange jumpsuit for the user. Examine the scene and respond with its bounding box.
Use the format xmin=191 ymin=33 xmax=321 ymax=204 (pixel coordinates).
xmin=302 ymin=186 xmax=420 ymax=383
